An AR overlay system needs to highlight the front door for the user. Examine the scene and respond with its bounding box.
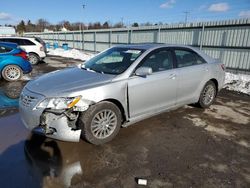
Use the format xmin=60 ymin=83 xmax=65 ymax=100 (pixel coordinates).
xmin=128 ymin=48 xmax=177 ymax=118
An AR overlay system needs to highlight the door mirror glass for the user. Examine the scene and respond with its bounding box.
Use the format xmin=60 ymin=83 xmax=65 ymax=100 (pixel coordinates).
xmin=135 ymin=67 xmax=152 ymax=77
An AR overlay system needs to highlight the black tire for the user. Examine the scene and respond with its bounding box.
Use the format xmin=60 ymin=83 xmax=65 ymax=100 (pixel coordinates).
xmin=197 ymin=81 xmax=217 ymax=108
xmin=28 ymin=53 xmax=40 ymax=65
xmin=3 ymin=81 xmax=23 ymax=99
xmin=78 ymin=101 xmax=121 ymax=145
xmin=2 ymin=65 xmax=23 ymax=82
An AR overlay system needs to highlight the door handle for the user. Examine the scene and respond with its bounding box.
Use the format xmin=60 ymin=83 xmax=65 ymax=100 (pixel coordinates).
xmin=169 ymin=74 xmax=176 ymax=79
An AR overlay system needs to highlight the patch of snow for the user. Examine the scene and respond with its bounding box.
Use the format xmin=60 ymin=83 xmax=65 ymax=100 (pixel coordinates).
xmin=224 ymin=72 xmax=250 ymax=95
xmin=21 ymin=75 xmax=32 ymax=81
xmin=48 ymin=48 xmax=94 ymax=61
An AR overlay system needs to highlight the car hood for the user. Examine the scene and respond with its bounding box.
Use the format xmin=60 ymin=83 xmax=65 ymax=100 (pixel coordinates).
xmin=26 ymin=67 xmax=116 ymax=97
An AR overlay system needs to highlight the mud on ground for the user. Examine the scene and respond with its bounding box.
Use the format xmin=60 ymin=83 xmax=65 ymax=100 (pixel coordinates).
xmin=0 ymin=56 xmax=249 ymax=188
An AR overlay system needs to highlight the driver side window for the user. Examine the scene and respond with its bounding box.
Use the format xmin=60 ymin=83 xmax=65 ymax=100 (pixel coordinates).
xmin=139 ymin=49 xmax=173 ymax=73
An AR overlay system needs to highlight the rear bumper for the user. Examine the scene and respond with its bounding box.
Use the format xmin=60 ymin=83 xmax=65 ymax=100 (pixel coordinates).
xmin=217 ymin=71 xmax=225 ymax=91
xmin=22 ymin=61 xmax=32 ymax=74
xmin=39 ymin=51 xmax=47 ymax=59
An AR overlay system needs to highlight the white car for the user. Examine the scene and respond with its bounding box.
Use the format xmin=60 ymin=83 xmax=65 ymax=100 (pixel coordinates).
xmin=0 ymin=36 xmax=46 ymax=64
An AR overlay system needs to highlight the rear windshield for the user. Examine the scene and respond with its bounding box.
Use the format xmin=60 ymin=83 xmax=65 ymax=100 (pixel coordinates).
xmin=35 ymin=37 xmax=45 ymax=44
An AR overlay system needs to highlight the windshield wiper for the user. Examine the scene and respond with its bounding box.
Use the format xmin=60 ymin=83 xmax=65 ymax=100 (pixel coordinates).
xmin=81 ymin=67 xmax=104 ymax=74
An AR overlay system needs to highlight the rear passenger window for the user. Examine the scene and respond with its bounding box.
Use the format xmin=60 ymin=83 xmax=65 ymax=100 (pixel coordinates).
xmin=15 ymin=39 xmax=35 ymax=46
xmin=23 ymin=39 xmax=35 ymax=46
xmin=175 ymin=50 xmax=207 ymax=68
xmin=8 ymin=39 xmax=20 ymax=44
xmin=1 ymin=38 xmax=20 ymax=45
xmin=0 ymin=38 xmax=35 ymax=46
xmin=0 ymin=45 xmax=13 ymax=53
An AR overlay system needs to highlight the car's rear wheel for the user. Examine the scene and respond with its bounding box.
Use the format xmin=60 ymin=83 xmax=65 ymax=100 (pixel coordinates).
xmin=2 ymin=65 xmax=23 ymax=82
xmin=78 ymin=101 xmax=121 ymax=145
xmin=28 ymin=53 xmax=40 ymax=65
xmin=198 ymin=81 xmax=217 ymax=108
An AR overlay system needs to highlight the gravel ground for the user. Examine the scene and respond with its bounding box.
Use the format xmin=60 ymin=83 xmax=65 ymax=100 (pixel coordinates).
xmin=0 ymin=56 xmax=249 ymax=188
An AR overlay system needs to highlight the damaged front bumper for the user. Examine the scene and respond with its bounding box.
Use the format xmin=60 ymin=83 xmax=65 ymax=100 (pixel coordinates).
xmin=34 ymin=110 xmax=82 ymax=142
xmin=19 ymin=88 xmax=91 ymax=142
xmin=20 ymin=102 xmax=82 ymax=142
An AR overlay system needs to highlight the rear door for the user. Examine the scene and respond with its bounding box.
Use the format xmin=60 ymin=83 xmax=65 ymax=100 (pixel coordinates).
xmin=128 ymin=48 xmax=177 ymax=118
xmin=16 ymin=39 xmax=36 ymax=53
xmin=173 ymin=48 xmax=210 ymax=105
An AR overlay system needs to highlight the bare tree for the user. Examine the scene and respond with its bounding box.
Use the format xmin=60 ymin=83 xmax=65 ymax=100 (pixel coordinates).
xmin=36 ymin=19 xmax=50 ymax=32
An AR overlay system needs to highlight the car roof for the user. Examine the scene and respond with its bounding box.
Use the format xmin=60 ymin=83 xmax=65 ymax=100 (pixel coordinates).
xmin=0 ymin=36 xmax=34 ymax=40
xmin=115 ymin=43 xmax=199 ymax=50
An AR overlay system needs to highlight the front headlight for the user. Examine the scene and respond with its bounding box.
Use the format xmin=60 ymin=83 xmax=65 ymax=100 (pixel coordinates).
xmin=36 ymin=96 xmax=81 ymax=110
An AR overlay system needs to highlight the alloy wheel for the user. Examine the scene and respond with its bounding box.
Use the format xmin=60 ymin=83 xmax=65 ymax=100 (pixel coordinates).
xmin=3 ymin=66 xmax=21 ymax=81
xmin=202 ymin=84 xmax=215 ymax=106
xmin=90 ymin=109 xmax=118 ymax=139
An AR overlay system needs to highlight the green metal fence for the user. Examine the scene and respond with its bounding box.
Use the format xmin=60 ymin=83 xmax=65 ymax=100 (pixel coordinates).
xmin=25 ymin=18 xmax=250 ymax=73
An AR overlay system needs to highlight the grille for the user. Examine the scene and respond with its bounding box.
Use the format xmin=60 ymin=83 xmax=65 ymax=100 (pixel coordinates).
xmin=21 ymin=93 xmax=38 ymax=108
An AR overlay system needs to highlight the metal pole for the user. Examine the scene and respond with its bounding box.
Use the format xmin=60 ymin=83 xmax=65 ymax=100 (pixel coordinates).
xmin=158 ymin=26 xmax=161 ymax=43
xmin=109 ymin=30 xmax=112 ymax=47
xmin=82 ymin=31 xmax=84 ymax=50
xmin=200 ymin=24 xmax=205 ymax=50
xmin=127 ymin=29 xmax=129 ymax=44
xmin=58 ymin=32 xmax=59 ymax=46
xmin=73 ymin=32 xmax=75 ymax=49
xmin=94 ymin=32 xmax=96 ymax=53
xmin=82 ymin=4 xmax=86 ymax=30
xmin=130 ymin=28 xmax=133 ymax=44
xmin=184 ymin=11 xmax=189 ymax=25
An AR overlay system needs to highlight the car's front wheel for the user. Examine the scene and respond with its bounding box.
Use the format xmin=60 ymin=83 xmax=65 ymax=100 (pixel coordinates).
xmin=78 ymin=101 xmax=121 ymax=145
xmin=198 ymin=80 xmax=217 ymax=108
xmin=2 ymin=65 xmax=23 ymax=82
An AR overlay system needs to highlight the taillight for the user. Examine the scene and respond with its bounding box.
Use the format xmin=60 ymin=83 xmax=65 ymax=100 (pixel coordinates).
xmin=221 ymin=64 xmax=225 ymax=71
xmin=40 ymin=46 xmax=44 ymax=51
xmin=14 ymin=51 xmax=28 ymax=60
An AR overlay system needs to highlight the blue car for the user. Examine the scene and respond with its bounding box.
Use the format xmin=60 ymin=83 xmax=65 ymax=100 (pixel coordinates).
xmin=0 ymin=42 xmax=32 ymax=81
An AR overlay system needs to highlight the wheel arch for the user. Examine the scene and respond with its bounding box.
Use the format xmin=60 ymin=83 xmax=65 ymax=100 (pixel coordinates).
xmin=209 ymin=78 xmax=218 ymax=95
xmin=28 ymin=51 xmax=40 ymax=58
xmin=101 ymin=98 xmax=127 ymax=123
xmin=28 ymin=52 xmax=41 ymax=63
xmin=1 ymin=63 xmax=23 ymax=73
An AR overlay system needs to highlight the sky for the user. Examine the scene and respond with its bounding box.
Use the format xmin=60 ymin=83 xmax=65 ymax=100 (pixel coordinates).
xmin=0 ymin=0 xmax=250 ymax=25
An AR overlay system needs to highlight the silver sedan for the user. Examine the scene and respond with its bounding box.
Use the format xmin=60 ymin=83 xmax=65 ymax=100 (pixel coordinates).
xmin=19 ymin=44 xmax=225 ymax=144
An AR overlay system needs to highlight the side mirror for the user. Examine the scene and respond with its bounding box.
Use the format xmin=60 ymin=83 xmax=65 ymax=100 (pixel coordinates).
xmin=135 ymin=67 xmax=152 ymax=77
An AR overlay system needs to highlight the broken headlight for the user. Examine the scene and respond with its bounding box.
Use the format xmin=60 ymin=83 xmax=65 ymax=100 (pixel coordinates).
xmin=35 ymin=96 xmax=81 ymax=110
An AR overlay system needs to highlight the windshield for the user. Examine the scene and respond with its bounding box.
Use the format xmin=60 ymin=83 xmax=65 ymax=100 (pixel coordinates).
xmin=82 ymin=47 xmax=145 ymax=75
